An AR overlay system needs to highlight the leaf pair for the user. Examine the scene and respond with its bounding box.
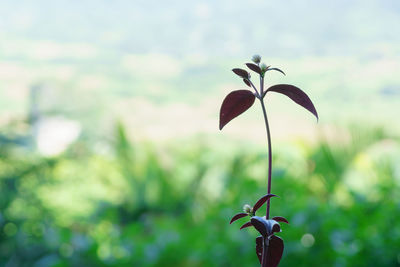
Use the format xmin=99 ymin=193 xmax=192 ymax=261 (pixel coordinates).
xmin=230 ymin=194 xmax=277 ymax=226
xmin=219 ymin=85 xmax=318 ymax=130
xmin=252 ymin=215 xmax=288 ymax=267
xmin=256 ymin=235 xmax=284 ymax=267
xmin=251 ymin=216 xmax=281 ymax=238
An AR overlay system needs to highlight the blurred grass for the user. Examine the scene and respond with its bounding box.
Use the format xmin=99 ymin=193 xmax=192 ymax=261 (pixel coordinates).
xmin=1 ymin=121 xmax=399 ymax=267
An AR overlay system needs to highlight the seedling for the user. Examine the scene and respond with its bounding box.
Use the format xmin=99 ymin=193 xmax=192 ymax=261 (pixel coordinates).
xmin=220 ymin=55 xmax=318 ymax=267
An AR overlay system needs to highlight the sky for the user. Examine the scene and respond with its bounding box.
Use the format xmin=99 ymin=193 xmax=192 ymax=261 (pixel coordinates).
xmin=0 ymin=0 xmax=399 ymax=144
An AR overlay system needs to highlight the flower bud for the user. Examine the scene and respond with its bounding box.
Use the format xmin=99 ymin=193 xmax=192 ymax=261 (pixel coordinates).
xmin=243 ymin=204 xmax=253 ymax=214
xmin=251 ymin=55 xmax=261 ymax=64
xmin=260 ymin=63 xmax=268 ymax=72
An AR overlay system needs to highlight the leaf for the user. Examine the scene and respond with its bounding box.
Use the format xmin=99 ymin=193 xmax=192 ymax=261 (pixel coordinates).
xmin=272 ymin=216 xmax=289 ymax=224
xmin=240 ymin=222 xmax=252 ymax=230
xmin=266 ymin=67 xmax=286 ymax=76
xmin=219 ymin=90 xmax=256 ymax=130
xmin=272 ymin=223 xmax=281 ymax=234
xmin=253 ymin=194 xmax=277 ymax=213
xmin=251 ymin=216 xmax=281 ymax=238
xmin=243 ymin=78 xmax=251 ymax=87
xmin=268 ymin=235 xmax=284 ymax=267
xmin=232 ymin=68 xmax=249 ymax=78
xmin=255 ymin=235 xmax=284 ymax=267
xmin=256 ymin=236 xmax=263 ymax=264
xmin=266 ymin=84 xmax=318 ymax=121
xmin=230 ymin=213 xmax=248 ymax=224
xmin=246 ymin=63 xmax=261 ymax=74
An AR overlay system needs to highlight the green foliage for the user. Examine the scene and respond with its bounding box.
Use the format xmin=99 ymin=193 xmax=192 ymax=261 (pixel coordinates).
xmin=0 ymin=124 xmax=399 ymax=266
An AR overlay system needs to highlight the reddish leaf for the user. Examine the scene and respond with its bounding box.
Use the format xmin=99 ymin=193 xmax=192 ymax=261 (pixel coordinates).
xmin=268 ymin=235 xmax=284 ymax=267
xmin=272 ymin=216 xmax=289 ymax=224
xmin=250 ymin=216 xmax=281 ymax=238
xmin=253 ymin=194 xmax=277 ymax=213
xmin=232 ymin=68 xmax=249 ymax=78
xmin=230 ymin=212 xmax=248 ymax=224
xmin=240 ymin=222 xmax=252 ymax=230
xmin=255 ymin=235 xmax=284 ymax=267
xmin=246 ymin=63 xmax=261 ymax=74
xmin=243 ymin=79 xmax=251 ymax=87
xmin=256 ymin=236 xmax=263 ymax=264
xmin=272 ymin=223 xmax=281 ymax=234
xmin=266 ymin=67 xmax=286 ymax=75
xmin=219 ymin=90 xmax=256 ymax=130
xmin=266 ymin=84 xmax=318 ymax=121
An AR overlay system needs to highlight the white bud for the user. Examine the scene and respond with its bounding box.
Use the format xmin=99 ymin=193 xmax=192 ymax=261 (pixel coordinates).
xmin=252 ymin=55 xmax=261 ymax=64
xmin=243 ymin=204 xmax=252 ymax=214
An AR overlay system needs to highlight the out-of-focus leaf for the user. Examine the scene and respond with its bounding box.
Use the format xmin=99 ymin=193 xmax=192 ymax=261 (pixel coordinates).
xmin=243 ymin=79 xmax=251 ymax=87
xmin=232 ymin=68 xmax=249 ymax=78
xmin=240 ymin=222 xmax=252 ymax=230
xmin=266 ymin=67 xmax=286 ymax=76
xmin=272 ymin=216 xmax=289 ymax=224
xmin=266 ymin=84 xmax=318 ymax=120
xmin=246 ymin=63 xmax=261 ymax=74
xmin=219 ymin=90 xmax=256 ymax=130
xmin=253 ymin=194 xmax=277 ymax=213
xmin=251 ymin=216 xmax=281 ymax=238
xmin=230 ymin=212 xmax=248 ymax=224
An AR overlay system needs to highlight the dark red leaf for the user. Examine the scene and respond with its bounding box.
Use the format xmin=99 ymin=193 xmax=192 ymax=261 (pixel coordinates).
xmin=251 ymin=216 xmax=281 ymax=238
xmin=251 ymin=217 xmax=268 ymax=237
xmin=253 ymin=194 xmax=277 ymax=213
xmin=266 ymin=84 xmax=318 ymax=121
xmin=232 ymin=68 xmax=249 ymax=78
xmin=272 ymin=223 xmax=281 ymax=234
xmin=243 ymin=79 xmax=251 ymax=87
xmin=240 ymin=222 xmax=252 ymax=230
xmin=255 ymin=235 xmax=284 ymax=266
xmin=272 ymin=216 xmax=289 ymax=224
xmin=266 ymin=67 xmax=286 ymax=76
xmin=246 ymin=63 xmax=261 ymax=74
xmin=219 ymin=90 xmax=256 ymax=130
xmin=230 ymin=213 xmax=248 ymax=224
xmin=256 ymin=236 xmax=263 ymax=264
xmin=268 ymin=235 xmax=284 ymax=267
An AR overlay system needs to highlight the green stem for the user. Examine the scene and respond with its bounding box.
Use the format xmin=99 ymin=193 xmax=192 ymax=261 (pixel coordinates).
xmin=260 ymin=98 xmax=272 ymax=219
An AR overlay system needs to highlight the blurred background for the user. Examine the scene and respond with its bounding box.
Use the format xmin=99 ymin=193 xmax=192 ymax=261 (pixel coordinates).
xmin=1 ymin=0 xmax=400 ymax=266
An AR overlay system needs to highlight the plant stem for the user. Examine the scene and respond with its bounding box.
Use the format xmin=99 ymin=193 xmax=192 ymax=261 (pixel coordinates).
xmin=249 ymin=80 xmax=260 ymax=98
xmin=261 ymin=237 xmax=269 ymax=267
xmin=260 ymin=98 xmax=272 ymax=219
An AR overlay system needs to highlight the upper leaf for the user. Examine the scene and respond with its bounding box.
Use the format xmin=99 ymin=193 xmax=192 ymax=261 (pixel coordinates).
xmin=272 ymin=216 xmax=289 ymax=224
xmin=230 ymin=212 xmax=248 ymax=224
xmin=250 ymin=216 xmax=281 ymax=238
xmin=240 ymin=221 xmax=252 ymax=230
xmin=246 ymin=63 xmax=261 ymax=74
xmin=219 ymin=90 xmax=256 ymax=130
xmin=266 ymin=67 xmax=286 ymax=76
xmin=232 ymin=68 xmax=249 ymax=78
xmin=266 ymin=84 xmax=318 ymax=121
xmin=253 ymin=194 xmax=277 ymax=213
xmin=243 ymin=78 xmax=251 ymax=87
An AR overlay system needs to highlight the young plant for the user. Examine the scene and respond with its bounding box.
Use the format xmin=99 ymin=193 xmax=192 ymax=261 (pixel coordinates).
xmin=220 ymin=55 xmax=318 ymax=267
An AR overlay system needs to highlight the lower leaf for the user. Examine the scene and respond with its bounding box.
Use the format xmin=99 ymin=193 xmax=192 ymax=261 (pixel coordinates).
xmin=255 ymin=235 xmax=284 ymax=267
